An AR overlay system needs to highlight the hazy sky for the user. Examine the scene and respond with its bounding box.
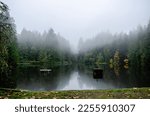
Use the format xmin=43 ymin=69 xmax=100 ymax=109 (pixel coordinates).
xmin=1 ymin=0 xmax=150 ymax=50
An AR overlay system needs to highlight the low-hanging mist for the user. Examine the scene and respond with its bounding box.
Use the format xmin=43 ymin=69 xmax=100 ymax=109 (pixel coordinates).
xmin=1 ymin=0 xmax=150 ymax=52
xmin=1 ymin=1 xmax=150 ymax=91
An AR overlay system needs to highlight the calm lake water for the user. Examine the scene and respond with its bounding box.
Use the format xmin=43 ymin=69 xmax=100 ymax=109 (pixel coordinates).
xmin=15 ymin=65 xmax=150 ymax=91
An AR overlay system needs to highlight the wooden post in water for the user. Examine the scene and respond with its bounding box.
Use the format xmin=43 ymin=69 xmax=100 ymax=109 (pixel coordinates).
xmin=93 ymin=68 xmax=103 ymax=79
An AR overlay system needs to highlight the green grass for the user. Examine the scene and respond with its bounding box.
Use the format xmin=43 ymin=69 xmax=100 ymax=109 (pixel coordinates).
xmin=0 ymin=88 xmax=150 ymax=99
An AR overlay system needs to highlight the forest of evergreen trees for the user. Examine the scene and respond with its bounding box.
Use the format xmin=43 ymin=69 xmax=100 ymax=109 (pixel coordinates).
xmin=0 ymin=2 xmax=18 ymax=88
xmin=0 ymin=2 xmax=75 ymax=88
xmin=78 ymin=23 xmax=150 ymax=72
xmin=18 ymin=28 xmax=75 ymax=68
xmin=0 ymin=2 xmax=150 ymax=88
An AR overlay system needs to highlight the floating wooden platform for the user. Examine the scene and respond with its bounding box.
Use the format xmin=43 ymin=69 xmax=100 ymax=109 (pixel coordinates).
xmin=40 ymin=69 xmax=52 ymax=72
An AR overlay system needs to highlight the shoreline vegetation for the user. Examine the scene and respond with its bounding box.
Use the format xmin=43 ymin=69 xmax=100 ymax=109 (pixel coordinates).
xmin=0 ymin=88 xmax=150 ymax=99
xmin=1 ymin=2 xmax=150 ymax=97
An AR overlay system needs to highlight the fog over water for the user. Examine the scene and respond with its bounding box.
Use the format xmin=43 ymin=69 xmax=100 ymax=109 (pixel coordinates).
xmin=1 ymin=0 xmax=150 ymax=52
xmin=1 ymin=0 xmax=150 ymax=92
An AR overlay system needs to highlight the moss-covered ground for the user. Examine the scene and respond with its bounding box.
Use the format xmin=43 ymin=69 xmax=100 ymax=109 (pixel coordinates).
xmin=0 ymin=88 xmax=150 ymax=99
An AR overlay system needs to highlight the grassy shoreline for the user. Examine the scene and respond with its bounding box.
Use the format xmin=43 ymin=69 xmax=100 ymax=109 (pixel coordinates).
xmin=0 ymin=88 xmax=150 ymax=99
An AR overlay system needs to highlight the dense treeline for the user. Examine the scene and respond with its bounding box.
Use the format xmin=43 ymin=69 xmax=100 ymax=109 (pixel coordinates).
xmin=18 ymin=28 xmax=75 ymax=68
xmin=0 ymin=2 xmax=18 ymax=88
xmin=0 ymin=1 xmax=150 ymax=89
xmin=78 ymin=21 xmax=150 ymax=74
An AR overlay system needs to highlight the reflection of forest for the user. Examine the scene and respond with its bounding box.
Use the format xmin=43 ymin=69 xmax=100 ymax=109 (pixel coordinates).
xmin=1 ymin=1 xmax=150 ymax=90
xmin=4 ymin=64 xmax=150 ymax=91
xmin=77 ymin=65 xmax=150 ymax=89
xmin=16 ymin=66 xmax=73 ymax=90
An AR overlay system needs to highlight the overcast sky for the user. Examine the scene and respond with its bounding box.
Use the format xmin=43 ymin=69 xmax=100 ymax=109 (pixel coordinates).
xmin=1 ymin=0 xmax=150 ymax=51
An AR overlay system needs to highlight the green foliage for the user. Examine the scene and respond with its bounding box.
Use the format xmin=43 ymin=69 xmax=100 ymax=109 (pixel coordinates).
xmin=0 ymin=2 xmax=18 ymax=76
xmin=113 ymin=50 xmax=120 ymax=67
xmin=95 ymin=53 xmax=104 ymax=66
xmin=78 ymin=21 xmax=150 ymax=74
xmin=18 ymin=28 xmax=74 ymax=68
xmin=0 ymin=2 xmax=18 ymax=89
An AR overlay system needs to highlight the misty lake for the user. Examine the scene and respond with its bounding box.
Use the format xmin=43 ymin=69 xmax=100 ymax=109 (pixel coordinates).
xmin=14 ymin=65 xmax=150 ymax=91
